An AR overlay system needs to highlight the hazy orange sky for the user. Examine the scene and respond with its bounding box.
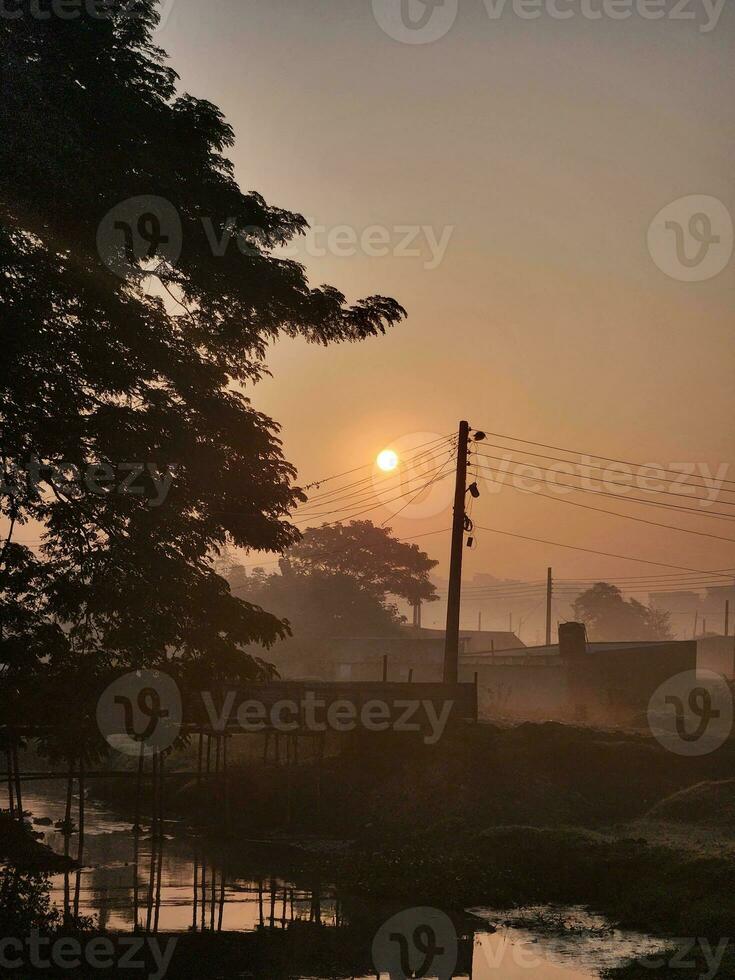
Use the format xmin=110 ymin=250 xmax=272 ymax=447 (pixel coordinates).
xmin=8 ymin=1 xmax=734 ymax=622
xmin=149 ymin=0 xmax=734 ymax=589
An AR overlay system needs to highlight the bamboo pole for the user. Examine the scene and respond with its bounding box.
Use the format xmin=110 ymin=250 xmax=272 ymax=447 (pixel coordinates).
xmin=11 ymin=742 xmax=22 ymax=819
xmin=62 ymin=756 xmax=74 ymax=922
xmin=223 ymin=734 xmax=230 ymax=835
xmin=192 ymin=845 xmax=199 ymax=932
xmin=5 ymin=748 xmax=15 ymax=819
xmin=196 ymin=728 xmax=204 ymax=786
xmin=153 ymin=822 xmax=163 ymax=933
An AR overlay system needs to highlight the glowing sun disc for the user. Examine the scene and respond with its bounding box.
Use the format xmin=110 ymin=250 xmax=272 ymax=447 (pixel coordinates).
xmin=376 ymin=449 xmax=399 ymax=472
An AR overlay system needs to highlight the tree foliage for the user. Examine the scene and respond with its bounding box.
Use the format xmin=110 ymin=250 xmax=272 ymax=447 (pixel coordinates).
xmin=572 ymin=583 xmax=672 ymax=642
xmin=0 ymin=2 xmax=404 ymax=677
xmin=283 ymin=521 xmax=439 ymax=606
xmin=246 ymin=565 xmax=403 ymax=676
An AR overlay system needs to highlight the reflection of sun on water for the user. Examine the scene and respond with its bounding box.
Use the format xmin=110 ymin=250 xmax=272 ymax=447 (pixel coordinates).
xmin=376 ymin=449 xmax=399 ymax=472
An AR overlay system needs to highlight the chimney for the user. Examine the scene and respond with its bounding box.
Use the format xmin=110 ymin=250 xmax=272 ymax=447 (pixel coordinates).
xmin=558 ymin=621 xmax=586 ymax=660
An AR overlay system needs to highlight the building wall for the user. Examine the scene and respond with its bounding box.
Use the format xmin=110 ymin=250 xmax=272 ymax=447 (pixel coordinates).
xmin=462 ymin=640 xmax=697 ymax=726
xmin=460 ymin=662 xmax=568 ymax=719
xmin=697 ymin=636 xmax=735 ymax=678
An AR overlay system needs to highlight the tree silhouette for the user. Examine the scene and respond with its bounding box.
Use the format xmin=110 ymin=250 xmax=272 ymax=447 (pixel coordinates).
xmin=572 ymin=583 xmax=672 ymax=642
xmin=283 ymin=521 xmax=439 ymax=607
xmin=246 ymin=565 xmax=403 ymax=676
xmin=0 ymin=3 xmax=405 ymax=675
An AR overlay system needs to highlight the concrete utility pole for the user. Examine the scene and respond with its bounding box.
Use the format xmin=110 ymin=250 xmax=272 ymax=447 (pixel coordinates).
xmin=443 ymin=420 xmax=470 ymax=684
xmin=545 ymin=567 xmax=553 ymax=647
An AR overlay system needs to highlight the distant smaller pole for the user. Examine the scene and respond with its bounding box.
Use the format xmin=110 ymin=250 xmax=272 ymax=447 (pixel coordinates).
xmin=408 ymin=668 xmax=414 ymax=683
xmin=196 ymin=729 xmax=204 ymax=786
xmin=725 ymin=600 xmax=730 ymax=637
xmin=478 ymin=610 xmax=482 ymax=632
xmin=703 ymin=617 xmax=707 ymax=637
xmin=382 ymin=654 xmax=388 ymax=682
xmin=693 ymin=610 xmax=699 ymax=639
xmin=545 ymin=567 xmax=553 ymax=647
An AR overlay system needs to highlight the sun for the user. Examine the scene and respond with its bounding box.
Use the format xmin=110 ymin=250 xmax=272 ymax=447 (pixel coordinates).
xmin=376 ymin=449 xmax=399 ymax=472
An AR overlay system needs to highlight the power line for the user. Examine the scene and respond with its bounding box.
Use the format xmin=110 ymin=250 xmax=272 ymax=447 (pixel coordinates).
xmin=443 ymin=574 xmax=735 ymax=597
xmin=472 ymin=429 xmax=735 ymax=488
xmin=468 ymin=463 xmax=735 ymax=543
xmin=380 ymin=446 xmax=457 ymax=526
xmin=473 ymin=524 xmax=735 ymax=575
xmin=301 ymin=433 xmax=454 ymax=500
xmin=299 ymin=443 xmax=456 ymax=518
xmin=295 ymin=467 xmax=455 ymax=523
xmin=472 ymin=439 xmax=735 ymax=495
xmin=470 ymin=459 xmax=735 ymax=521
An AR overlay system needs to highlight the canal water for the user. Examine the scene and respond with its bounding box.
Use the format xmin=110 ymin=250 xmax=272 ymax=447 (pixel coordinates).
xmin=20 ymin=784 xmax=669 ymax=978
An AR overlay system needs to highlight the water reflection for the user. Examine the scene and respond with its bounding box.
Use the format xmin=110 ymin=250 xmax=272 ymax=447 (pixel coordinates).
xmin=21 ymin=786 xmax=668 ymax=979
xmin=25 ymin=785 xmax=341 ymax=935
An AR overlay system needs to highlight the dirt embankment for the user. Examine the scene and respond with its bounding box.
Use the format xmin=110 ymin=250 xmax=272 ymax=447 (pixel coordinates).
xmin=84 ymin=720 xmax=735 ymax=963
xmin=0 ymin=812 xmax=74 ymax=872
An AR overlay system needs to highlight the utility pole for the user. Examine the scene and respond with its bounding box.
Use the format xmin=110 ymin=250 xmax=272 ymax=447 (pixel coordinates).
xmin=478 ymin=610 xmax=482 ymax=632
xmin=725 ymin=600 xmax=729 ymax=637
xmin=443 ymin=420 xmax=470 ymax=684
xmin=545 ymin=567 xmax=553 ymax=647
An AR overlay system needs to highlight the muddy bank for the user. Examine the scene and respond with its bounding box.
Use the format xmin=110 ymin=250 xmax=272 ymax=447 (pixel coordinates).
xmin=88 ymin=721 xmax=735 ymax=836
xmin=0 ymin=812 xmax=75 ymax=872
